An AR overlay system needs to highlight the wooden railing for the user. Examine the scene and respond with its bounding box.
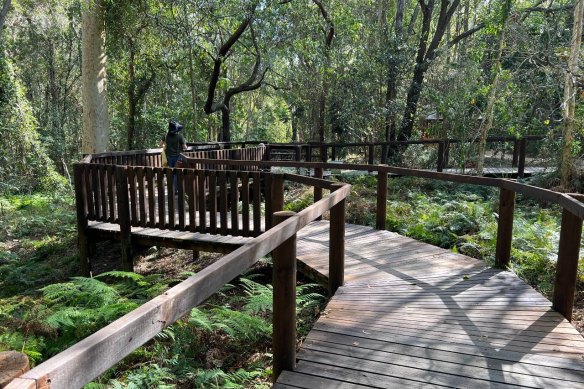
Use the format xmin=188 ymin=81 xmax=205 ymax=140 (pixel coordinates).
xmin=182 ymin=145 xmax=266 ymax=170
xmin=187 ymin=135 xmax=545 ymax=176
xmin=182 ymin=156 xmax=584 ymax=323
xmin=10 ymin=160 xmax=351 ymax=388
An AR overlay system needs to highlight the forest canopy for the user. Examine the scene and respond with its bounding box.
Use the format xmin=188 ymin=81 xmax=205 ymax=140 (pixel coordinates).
xmin=0 ymin=0 xmax=582 ymax=192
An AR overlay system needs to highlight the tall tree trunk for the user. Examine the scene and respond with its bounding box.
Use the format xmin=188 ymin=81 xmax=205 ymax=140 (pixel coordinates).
xmin=188 ymin=45 xmax=198 ymax=141
xmin=561 ymin=0 xmax=584 ymax=189
xmin=82 ymin=0 xmax=109 ymax=154
xmin=385 ymin=0 xmax=404 ymax=142
xmin=0 ymin=0 xmax=11 ymax=48
xmin=476 ymin=27 xmax=506 ymax=175
xmin=399 ymin=0 xmax=460 ymax=140
xmin=127 ymin=40 xmax=136 ymax=150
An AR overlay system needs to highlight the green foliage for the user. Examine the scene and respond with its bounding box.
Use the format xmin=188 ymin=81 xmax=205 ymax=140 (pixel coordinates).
xmin=0 ymin=55 xmax=66 ymax=194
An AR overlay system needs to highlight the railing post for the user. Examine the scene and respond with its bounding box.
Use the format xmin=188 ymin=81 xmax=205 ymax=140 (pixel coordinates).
xmin=306 ymin=145 xmax=312 ymax=162
xmin=552 ymin=209 xmax=583 ymax=321
xmin=271 ymin=174 xmax=285 ymax=227
xmin=381 ymin=144 xmax=388 ymax=165
xmin=272 ymin=210 xmax=297 ymax=381
xmin=331 ymin=145 xmax=337 ymax=161
xmin=517 ymin=138 xmax=526 ymax=178
xmin=437 ymin=141 xmax=445 ymax=172
xmin=329 ymin=183 xmax=346 ymax=296
xmin=368 ymin=144 xmax=375 ymax=165
xmin=320 ymin=145 xmax=328 ymax=162
xmin=495 ymin=187 xmax=515 ymax=268
xmin=313 ymin=167 xmax=324 ymax=222
xmin=376 ymin=170 xmax=388 ymax=230
xmin=116 ymin=166 xmax=133 ymax=271
xmin=512 ymin=139 xmax=519 ymax=167
xmin=74 ymin=164 xmax=91 ymax=276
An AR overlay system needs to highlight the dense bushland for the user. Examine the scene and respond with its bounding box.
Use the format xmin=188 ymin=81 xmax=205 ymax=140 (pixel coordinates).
xmin=0 ymin=192 xmax=326 ymax=388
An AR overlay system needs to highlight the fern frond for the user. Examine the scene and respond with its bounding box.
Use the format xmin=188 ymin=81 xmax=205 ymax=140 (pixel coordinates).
xmin=95 ymin=271 xmax=144 ymax=282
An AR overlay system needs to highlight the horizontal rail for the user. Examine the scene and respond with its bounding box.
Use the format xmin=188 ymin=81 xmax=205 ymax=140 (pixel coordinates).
xmin=8 ymin=183 xmax=351 ymax=389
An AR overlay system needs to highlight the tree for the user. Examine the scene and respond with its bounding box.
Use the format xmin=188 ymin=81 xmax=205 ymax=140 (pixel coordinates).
xmin=476 ymin=0 xmax=511 ymax=176
xmin=0 ymin=0 xmax=11 ymax=47
xmin=82 ymin=0 xmax=109 ymax=154
xmin=203 ymin=6 xmax=268 ymax=142
xmin=561 ymin=0 xmax=584 ymax=189
xmin=399 ymin=0 xmax=460 ymax=140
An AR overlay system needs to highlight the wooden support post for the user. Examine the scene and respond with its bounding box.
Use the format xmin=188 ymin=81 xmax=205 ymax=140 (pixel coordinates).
xmin=376 ymin=171 xmax=388 ymax=230
xmin=74 ymin=164 xmax=91 ymax=276
xmin=552 ymin=209 xmax=583 ymax=322
xmin=294 ymin=145 xmax=301 ymax=162
xmin=192 ymin=251 xmax=199 ymax=261
xmin=444 ymin=140 xmax=450 ymax=168
xmin=306 ymin=145 xmax=312 ymax=162
xmin=313 ymin=168 xmax=323 ymax=203
xmin=272 ymin=211 xmax=297 ymax=381
xmin=271 ymin=174 xmax=285 ymax=227
xmin=115 ymin=166 xmax=133 ymax=271
xmin=517 ymin=138 xmax=526 ymax=178
xmin=381 ymin=144 xmax=388 ymax=165
xmin=495 ymin=188 xmax=515 ymax=268
xmin=368 ymin=144 xmax=375 ymax=165
xmin=331 ymin=145 xmax=337 ymax=161
xmin=329 ymin=184 xmax=346 ymax=296
xmin=512 ymin=139 xmax=519 ymax=167
xmin=265 ymin=145 xmax=272 ymax=161
xmin=437 ymin=141 xmax=445 ymax=172
xmin=320 ymin=145 xmax=327 ymax=162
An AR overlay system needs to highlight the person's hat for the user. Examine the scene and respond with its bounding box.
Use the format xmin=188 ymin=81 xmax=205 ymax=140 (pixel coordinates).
xmin=168 ymin=120 xmax=184 ymax=133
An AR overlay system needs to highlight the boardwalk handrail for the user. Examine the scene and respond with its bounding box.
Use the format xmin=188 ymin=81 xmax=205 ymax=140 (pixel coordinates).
xmin=183 ymin=156 xmax=584 ymax=322
xmin=186 ymin=135 xmax=545 ymax=175
xmin=8 ymin=172 xmax=351 ymax=389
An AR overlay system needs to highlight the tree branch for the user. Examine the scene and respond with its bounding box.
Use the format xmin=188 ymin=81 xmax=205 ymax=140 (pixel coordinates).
xmin=204 ymin=13 xmax=255 ymax=114
xmin=448 ymin=23 xmax=484 ymax=46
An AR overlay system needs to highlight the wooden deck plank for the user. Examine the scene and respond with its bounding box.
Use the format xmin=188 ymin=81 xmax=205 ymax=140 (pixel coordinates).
xmin=278 ymin=221 xmax=584 ymax=388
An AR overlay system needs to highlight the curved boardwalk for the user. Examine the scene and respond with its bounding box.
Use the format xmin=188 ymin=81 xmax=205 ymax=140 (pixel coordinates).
xmin=276 ymin=221 xmax=584 ymax=388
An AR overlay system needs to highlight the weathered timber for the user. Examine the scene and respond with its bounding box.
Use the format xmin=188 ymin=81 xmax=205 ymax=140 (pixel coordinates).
xmin=375 ymin=171 xmax=388 ymax=230
xmin=495 ymin=187 xmax=515 ymax=268
xmin=552 ymin=209 xmax=584 ymax=321
xmin=272 ymin=211 xmax=298 ymax=381
xmin=329 ymin=184 xmax=346 ymax=296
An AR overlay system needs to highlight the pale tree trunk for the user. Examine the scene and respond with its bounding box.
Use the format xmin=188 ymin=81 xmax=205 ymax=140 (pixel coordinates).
xmin=561 ymin=0 xmax=584 ymax=189
xmin=82 ymin=0 xmax=109 ymax=154
xmin=0 ymin=0 xmax=11 ymax=48
xmin=477 ymin=27 xmax=506 ymax=176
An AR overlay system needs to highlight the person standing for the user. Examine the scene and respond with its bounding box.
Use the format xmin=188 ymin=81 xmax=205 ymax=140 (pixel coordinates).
xmin=165 ymin=120 xmax=186 ymax=193
xmin=165 ymin=120 xmax=186 ymax=167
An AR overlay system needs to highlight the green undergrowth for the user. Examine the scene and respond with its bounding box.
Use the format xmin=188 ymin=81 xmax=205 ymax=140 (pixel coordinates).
xmin=0 ymin=190 xmax=327 ymax=388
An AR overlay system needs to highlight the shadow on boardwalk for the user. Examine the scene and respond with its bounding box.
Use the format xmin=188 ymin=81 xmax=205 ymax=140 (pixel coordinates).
xmin=276 ymin=221 xmax=584 ymax=388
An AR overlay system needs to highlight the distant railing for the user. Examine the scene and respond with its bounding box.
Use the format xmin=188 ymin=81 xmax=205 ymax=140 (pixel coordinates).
xmin=187 ymin=135 xmax=546 ymax=177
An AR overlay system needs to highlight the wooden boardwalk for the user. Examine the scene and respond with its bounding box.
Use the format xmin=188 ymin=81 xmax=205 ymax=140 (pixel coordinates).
xmin=276 ymin=221 xmax=584 ymax=388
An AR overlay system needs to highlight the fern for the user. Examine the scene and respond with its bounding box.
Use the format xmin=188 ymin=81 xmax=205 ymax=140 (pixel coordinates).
xmin=41 ymin=277 xmax=120 ymax=308
xmin=240 ymin=278 xmax=273 ymax=315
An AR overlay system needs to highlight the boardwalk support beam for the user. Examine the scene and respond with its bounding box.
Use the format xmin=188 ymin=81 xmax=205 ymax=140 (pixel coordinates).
xmin=272 ymin=211 xmax=297 ymax=381
xmin=329 ymin=184 xmax=346 ymax=296
xmin=495 ymin=187 xmax=515 ymax=268
xmin=552 ymin=209 xmax=583 ymax=321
